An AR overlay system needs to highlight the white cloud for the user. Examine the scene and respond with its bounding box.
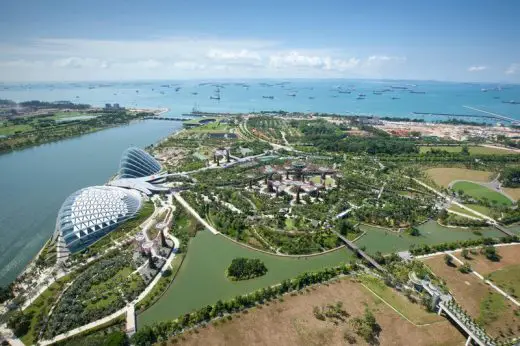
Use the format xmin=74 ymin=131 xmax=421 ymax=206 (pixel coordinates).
xmin=467 ymin=65 xmax=487 ymax=72
xmin=52 ymin=57 xmax=108 ymax=69
xmin=207 ymin=49 xmax=261 ymax=61
xmin=0 ymin=37 xmax=407 ymax=81
xmin=505 ymin=63 xmax=519 ymax=75
xmin=367 ymin=55 xmax=406 ymax=63
xmin=268 ymin=51 xmax=361 ymax=72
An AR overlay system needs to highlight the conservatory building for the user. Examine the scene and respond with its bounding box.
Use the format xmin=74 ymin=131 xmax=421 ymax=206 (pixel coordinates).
xmin=53 ymin=186 xmax=142 ymax=254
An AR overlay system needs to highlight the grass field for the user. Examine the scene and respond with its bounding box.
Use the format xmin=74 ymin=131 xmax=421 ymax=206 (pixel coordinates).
xmin=448 ymin=204 xmax=492 ymax=218
xmin=178 ymin=277 xmax=463 ymax=346
xmin=419 ymin=146 xmax=515 ymax=155
xmin=359 ymin=275 xmax=443 ymax=324
xmin=355 ymin=221 xmax=503 ymax=255
xmin=488 ymin=264 xmax=520 ymax=299
xmin=425 ymin=168 xmax=492 ymax=188
xmin=424 ymin=255 xmax=520 ymax=340
xmin=137 ymin=231 xmax=354 ymax=326
xmin=452 ymin=181 xmax=512 ymax=206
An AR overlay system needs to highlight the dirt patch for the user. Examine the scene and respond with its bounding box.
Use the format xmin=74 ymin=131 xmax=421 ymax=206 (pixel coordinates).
xmin=424 ymin=255 xmax=520 ymax=340
xmin=425 ymin=168 xmax=492 ymax=188
xmin=452 ymin=244 xmax=520 ymax=276
xmin=174 ymin=278 xmax=463 ymax=346
xmin=503 ymin=187 xmax=520 ymax=202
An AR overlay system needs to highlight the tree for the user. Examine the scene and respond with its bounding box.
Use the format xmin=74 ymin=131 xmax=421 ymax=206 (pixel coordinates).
xmin=458 ymin=262 xmax=472 ymax=274
xmin=160 ymin=229 xmax=167 ymax=247
xmin=7 ymin=311 xmax=32 ymax=337
xmin=483 ymin=245 xmax=501 ymax=262
xmin=444 ymin=254 xmax=454 ymax=267
xmin=461 ymin=146 xmax=470 ymax=155
xmin=461 ymin=248 xmax=470 ymax=259
xmin=409 ymin=227 xmax=421 ymax=237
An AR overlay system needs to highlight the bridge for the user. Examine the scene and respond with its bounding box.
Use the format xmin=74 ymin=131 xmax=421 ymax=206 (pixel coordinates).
xmin=333 ymin=231 xmax=386 ymax=272
xmin=409 ymin=272 xmax=495 ymax=346
xmin=493 ymin=223 xmax=517 ymax=238
xmin=143 ymin=116 xmax=187 ymax=121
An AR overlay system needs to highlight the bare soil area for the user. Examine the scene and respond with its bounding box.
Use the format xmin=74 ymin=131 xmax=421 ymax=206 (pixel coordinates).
xmin=452 ymin=244 xmax=520 ymax=275
xmin=425 ymin=168 xmax=492 ymax=188
xmin=424 ymin=255 xmax=520 ymax=340
xmin=173 ymin=278 xmax=463 ymax=346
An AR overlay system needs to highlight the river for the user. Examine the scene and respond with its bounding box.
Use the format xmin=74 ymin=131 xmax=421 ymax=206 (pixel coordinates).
xmin=0 ymin=119 xmax=182 ymax=286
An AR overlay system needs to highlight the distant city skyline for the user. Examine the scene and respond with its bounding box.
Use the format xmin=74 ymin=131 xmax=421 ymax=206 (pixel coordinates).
xmin=1 ymin=0 xmax=519 ymax=83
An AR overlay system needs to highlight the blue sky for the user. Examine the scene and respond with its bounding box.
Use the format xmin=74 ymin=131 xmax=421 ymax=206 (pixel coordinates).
xmin=1 ymin=0 xmax=519 ymax=82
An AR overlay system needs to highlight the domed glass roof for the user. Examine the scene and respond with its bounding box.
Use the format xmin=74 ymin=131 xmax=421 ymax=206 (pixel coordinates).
xmin=119 ymin=147 xmax=161 ymax=179
xmin=54 ymin=186 xmax=141 ymax=252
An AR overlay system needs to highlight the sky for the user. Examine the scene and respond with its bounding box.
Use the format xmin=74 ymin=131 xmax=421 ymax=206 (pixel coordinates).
xmin=1 ymin=0 xmax=519 ymax=83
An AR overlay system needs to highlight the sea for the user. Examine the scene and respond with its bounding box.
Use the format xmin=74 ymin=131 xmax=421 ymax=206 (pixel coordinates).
xmin=1 ymin=79 xmax=519 ymax=121
xmin=0 ymin=79 xmax=519 ymax=286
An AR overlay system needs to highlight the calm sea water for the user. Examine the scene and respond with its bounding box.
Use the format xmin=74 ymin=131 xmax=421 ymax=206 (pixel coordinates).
xmin=1 ymin=79 xmax=519 ymax=120
xmin=0 ymin=78 xmax=519 ymax=285
xmin=0 ymin=120 xmax=182 ymax=285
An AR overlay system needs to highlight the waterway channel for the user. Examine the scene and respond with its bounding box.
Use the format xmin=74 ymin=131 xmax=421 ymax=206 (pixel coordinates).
xmin=0 ymin=119 xmax=182 ymax=286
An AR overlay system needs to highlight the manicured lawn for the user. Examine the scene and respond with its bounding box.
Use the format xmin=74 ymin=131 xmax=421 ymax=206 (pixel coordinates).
xmin=360 ymin=275 xmax=443 ymax=325
xmin=425 ymin=168 xmax=492 ymax=188
xmin=356 ymin=221 xmax=503 ymax=255
xmin=452 ymin=181 xmax=512 ymax=206
xmin=488 ymin=264 xmax=520 ymax=299
xmin=0 ymin=123 xmax=33 ymax=136
xmin=419 ymin=146 xmax=515 ymax=155
xmin=448 ymin=204 xmax=492 ymax=218
xmin=137 ymin=231 xmax=353 ymax=326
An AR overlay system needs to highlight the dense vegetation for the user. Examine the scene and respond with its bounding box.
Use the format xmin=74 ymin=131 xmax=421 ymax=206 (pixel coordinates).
xmin=0 ymin=107 xmax=149 ymax=153
xmin=227 ymin=258 xmax=268 ymax=280
xmin=45 ymin=250 xmax=144 ymax=337
xmin=501 ymin=167 xmax=520 ymax=188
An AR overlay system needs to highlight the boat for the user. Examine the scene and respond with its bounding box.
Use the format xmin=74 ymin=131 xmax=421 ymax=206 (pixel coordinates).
xmin=287 ymin=92 xmax=297 ymax=97
xmin=391 ymin=86 xmax=408 ymax=89
xmin=192 ymin=92 xmax=198 ymax=95
xmin=358 ymin=94 xmax=366 ymax=97
xmin=502 ymin=100 xmax=519 ymax=104
xmin=175 ymin=87 xmax=181 ymax=92
xmin=409 ymin=91 xmax=426 ymax=94
xmin=356 ymin=96 xmax=365 ymax=100
xmin=391 ymin=97 xmax=400 ymax=100
xmin=262 ymin=96 xmax=274 ymax=99
xmin=373 ymin=92 xmax=382 ymax=95
xmin=308 ymin=96 xmax=315 ymax=100
xmin=338 ymin=90 xmax=351 ymax=94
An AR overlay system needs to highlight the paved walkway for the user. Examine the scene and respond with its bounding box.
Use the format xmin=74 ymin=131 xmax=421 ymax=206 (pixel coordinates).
xmin=173 ymin=193 xmax=219 ymax=235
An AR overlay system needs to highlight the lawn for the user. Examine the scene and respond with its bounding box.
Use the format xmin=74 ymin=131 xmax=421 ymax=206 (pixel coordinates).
xmin=137 ymin=231 xmax=353 ymax=326
xmin=359 ymin=275 xmax=443 ymax=325
xmin=0 ymin=123 xmax=33 ymax=136
xmin=425 ymin=168 xmax=492 ymax=188
xmin=448 ymin=204 xmax=492 ymax=218
xmin=452 ymin=181 xmax=512 ymax=206
xmin=488 ymin=264 xmax=520 ymax=299
xmin=355 ymin=221 xmax=503 ymax=255
xmin=419 ymin=146 xmax=515 ymax=155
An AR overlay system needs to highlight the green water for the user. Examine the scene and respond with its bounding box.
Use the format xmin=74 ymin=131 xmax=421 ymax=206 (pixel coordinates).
xmin=138 ymin=231 xmax=353 ymax=326
xmin=356 ymin=220 xmax=504 ymax=255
